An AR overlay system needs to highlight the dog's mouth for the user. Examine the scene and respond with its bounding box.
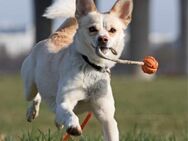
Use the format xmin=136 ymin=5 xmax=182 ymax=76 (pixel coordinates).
xmin=91 ymin=44 xmax=118 ymax=56
xmin=99 ymin=47 xmax=109 ymax=55
xmin=99 ymin=46 xmax=118 ymax=56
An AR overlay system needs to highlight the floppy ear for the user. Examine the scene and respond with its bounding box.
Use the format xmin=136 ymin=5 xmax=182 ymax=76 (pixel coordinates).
xmin=75 ymin=0 xmax=97 ymax=19
xmin=110 ymin=0 xmax=133 ymax=25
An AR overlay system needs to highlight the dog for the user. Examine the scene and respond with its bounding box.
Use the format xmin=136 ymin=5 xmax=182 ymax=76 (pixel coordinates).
xmin=21 ymin=0 xmax=133 ymax=140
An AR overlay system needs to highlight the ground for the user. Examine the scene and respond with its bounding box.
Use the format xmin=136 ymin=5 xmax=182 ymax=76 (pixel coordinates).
xmin=0 ymin=74 xmax=187 ymax=140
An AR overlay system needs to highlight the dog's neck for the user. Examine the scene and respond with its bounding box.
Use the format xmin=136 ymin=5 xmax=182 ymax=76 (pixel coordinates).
xmin=81 ymin=55 xmax=111 ymax=74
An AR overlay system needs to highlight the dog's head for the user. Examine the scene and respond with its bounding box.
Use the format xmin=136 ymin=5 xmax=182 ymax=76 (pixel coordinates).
xmin=74 ymin=0 xmax=133 ymax=67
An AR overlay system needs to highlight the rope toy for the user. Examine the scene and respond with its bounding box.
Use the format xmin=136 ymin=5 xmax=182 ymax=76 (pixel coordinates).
xmin=141 ymin=56 xmax=158 ymax=74
xmin=96 ymin=47 xmax=159 ymax=74
xmin=61 ymin=47 xmax=159 ymax=141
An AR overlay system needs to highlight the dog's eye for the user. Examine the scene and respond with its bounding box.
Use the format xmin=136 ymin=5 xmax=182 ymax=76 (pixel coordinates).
xmin=109 ymin=28 xmax=116 ymax=33
xmin=88 ymin=26 xmax=98 ymax=33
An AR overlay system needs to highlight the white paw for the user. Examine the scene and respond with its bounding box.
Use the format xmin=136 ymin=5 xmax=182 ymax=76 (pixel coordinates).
xmin=26 ymin=103 xmax=39 ymax=122
xmin=55 ymin=119 xmax=81 ymax=136
xmin=65 ymin=116 xmax=82 ymax=136
xmin=66 ymin=126 xmax=82 ymax=136
xmin=55 ymin=114 xmax=80 ymax=132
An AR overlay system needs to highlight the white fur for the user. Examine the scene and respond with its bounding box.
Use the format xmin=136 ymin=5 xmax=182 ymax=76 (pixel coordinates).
xmin=26 ymin=93 xmax=41 ymax=122
xmin=22 ymin=0 xmax=133 ymax=140
xmin=43 ymin=0 xmax=76 ymax=19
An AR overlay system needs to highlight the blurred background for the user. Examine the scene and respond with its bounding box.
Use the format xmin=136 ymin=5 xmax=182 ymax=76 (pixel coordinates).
xmin=0 ymin=0 xmax=187 ymax=140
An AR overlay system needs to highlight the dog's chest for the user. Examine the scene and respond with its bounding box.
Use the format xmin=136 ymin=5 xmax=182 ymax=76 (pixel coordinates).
xmin=83 ymin=68 xmax=110 ymax=97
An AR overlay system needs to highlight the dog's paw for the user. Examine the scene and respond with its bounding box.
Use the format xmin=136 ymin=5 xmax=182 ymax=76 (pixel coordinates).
xmin=26 ymin=104 xmax=39 ymax=122
xmin=66 ymin=126 xmax=82 ymax=136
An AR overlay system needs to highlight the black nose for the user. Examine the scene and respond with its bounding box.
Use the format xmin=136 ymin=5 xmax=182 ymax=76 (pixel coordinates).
xmin=98 ymin=36 xmax=108 ymax=44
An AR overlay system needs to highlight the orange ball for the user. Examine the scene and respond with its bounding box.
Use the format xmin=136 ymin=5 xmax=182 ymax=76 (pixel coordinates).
xmin=142 ymin=56 xmax=159 ymax=74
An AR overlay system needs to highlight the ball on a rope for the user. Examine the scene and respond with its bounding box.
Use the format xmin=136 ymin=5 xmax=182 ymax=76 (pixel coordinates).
xmin=141 ymin=56 xmax=158 ymax=74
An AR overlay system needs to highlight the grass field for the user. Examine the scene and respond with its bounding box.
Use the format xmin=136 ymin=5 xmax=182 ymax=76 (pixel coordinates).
xmin=0 ymin=74 xmax=187 ymax=140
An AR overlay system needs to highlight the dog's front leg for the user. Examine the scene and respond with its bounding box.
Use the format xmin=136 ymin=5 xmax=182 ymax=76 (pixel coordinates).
xmin=91 ymin=86 xmax=119 ymax=141
xmin=55 ymin=84 xmax=86 ymax=136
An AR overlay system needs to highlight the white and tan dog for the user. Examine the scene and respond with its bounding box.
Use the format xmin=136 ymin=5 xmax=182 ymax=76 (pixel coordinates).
xmin=21 ymin=0 xmax=133 ymax=140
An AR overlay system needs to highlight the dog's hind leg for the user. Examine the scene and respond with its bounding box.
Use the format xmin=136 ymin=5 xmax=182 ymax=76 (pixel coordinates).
xmin=21 ymin=57 xmax=41 ymax=122
xmin=23 ymin=78 xmax=41 ymax=122
xmin=26 ymin=93 xmax=41 ymax=122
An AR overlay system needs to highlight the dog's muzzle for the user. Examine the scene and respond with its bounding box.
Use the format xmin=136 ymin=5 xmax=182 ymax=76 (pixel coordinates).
xmin=91 ymin=44 xmax=118 ymax=56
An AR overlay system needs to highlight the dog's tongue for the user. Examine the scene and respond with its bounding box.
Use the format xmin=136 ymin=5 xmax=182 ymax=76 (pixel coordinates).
xmin=100 ymin=47 xmax=108 ymax=54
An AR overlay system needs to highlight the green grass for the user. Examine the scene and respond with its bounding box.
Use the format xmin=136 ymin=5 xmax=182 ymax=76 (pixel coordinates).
xmin=0 ymin=74 xmax=187 ymax=140
xmin=3 ymin=129 xmax=188 ymax=141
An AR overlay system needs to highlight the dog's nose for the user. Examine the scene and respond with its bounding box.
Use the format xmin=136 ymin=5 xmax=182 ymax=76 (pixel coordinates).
xmin=98 ymin=36 xmax=108 ymax=44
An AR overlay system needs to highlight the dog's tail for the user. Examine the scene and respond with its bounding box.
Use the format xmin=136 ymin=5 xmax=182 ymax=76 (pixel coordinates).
xmin=43 ymin=0 xmax=76 ymax=19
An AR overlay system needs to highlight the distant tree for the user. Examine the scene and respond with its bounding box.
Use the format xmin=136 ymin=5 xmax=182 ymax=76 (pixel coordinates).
xmin=129 ymin=0 xmax=150 ymax=75
xmin=0 ymin=45 xmax=11 ymax=72
xmin=33 ymin=0 xmax=52 ymax=43
xmin=0 ymin=45 xmax=9 ymax=62
xmin=179 ymin=0 xmax=188 ymax=75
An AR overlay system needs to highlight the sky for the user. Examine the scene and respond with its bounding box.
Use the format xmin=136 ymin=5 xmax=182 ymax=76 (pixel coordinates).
xmin=0 ymin=0 xmax=179 ymax=40
xmin=0 ymin=0 xmax=32 ymax=25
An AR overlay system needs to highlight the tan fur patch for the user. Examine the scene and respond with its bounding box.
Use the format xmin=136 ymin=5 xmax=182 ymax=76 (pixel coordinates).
xmin=48 ymin=17 xmax=78 ymax=53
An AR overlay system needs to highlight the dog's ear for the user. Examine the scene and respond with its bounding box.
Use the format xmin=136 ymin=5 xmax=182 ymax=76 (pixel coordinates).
xmin=110 ymin=0 xmax=133 ymax=25
xmin=75 ymin=0 xmax=97 ymax=19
